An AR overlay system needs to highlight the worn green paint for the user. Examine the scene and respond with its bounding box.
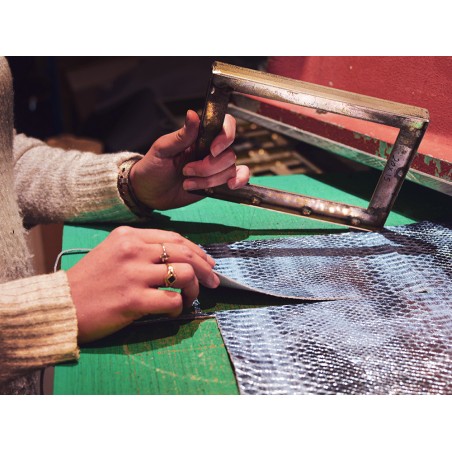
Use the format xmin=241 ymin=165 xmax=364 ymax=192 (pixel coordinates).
xmin=54 ymin=172 xmax=452 ymax=394
xmin=352 ymin=131 xmax=379 ymax=145
xmin=411 ymin=120 xmax=426 ymax=130
xmin=423 ymin=155 xmax=444 ymax=178
xmin=377 ymin=140 xmax=393 ymax=159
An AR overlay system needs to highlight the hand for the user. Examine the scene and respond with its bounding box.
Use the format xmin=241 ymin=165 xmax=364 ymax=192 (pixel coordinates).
xmin=66 ymin=226 xmax=220 ymax=343
xmin=129 ymin=110 xmax=250 ymax=211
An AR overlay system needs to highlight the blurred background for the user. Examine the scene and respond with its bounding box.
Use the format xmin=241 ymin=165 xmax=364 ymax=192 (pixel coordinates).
xmin=7 ymin=56 xmax=266 ymax=152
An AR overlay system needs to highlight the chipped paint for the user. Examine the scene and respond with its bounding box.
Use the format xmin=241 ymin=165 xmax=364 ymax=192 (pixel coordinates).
xmin=412 ymin=120 xmax=426 ymax=130
xmin=424 ymin=155 xmax=444 ymax=177
xmin=352 ymin=131 xmax=380 ymax=145
xmin=378 ymin=141 xmax=393 ymax=159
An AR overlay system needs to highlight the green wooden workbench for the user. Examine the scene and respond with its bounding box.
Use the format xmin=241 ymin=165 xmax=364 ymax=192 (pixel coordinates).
xmin=53 ymin=171 xmax=452 ymax=394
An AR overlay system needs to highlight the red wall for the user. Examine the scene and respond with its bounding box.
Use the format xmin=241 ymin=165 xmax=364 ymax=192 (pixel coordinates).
xmin=266 ymin=57 xmax=452 ymax=160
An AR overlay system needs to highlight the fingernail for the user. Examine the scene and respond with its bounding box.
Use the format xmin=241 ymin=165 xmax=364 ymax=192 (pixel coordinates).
xmin=207 ymin=255 xmax=216 ymax=267
xmin=184 ymin=181 xmax=196 ymax=190
xmin=208 ymin=273 xmax=220 ymax=288
xmin=227 ymin=179 xmax=238 ymax=190
xmin=211 ymin=144 xmax=222 ymax=157
xmin=183 ymin=166 xmax=195 ymax=176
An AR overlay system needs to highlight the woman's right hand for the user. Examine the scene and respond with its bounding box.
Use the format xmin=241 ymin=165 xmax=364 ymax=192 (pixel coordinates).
xmin=66 ymin=226 xmax=219 ymax=343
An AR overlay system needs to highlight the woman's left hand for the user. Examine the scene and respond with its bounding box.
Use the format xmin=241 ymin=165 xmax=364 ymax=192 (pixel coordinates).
xmin=129 ymin=110 xmax=250 ymax=211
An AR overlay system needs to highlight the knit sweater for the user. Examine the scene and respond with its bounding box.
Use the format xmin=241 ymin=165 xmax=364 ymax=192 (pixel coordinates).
xmin=0 ymin=57 xmax=142 ymax=394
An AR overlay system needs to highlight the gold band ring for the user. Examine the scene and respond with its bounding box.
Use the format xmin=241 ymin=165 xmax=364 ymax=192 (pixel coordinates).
xmin=164 ymin=264 xmax=177 ymax=287
xmin=160 ymin=243 xmax=169 ymax=263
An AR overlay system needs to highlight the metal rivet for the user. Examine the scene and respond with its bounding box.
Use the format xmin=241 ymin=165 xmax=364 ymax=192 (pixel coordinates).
xmin=302 ymin=207 xmax=312 ymax=216
xmin=351 ymin=218 xmax=361 ymax=226
xmin=397 ymin=169 xmax=405 ymax=178
xmin=251 ymin=196 xmax=261 ymax=205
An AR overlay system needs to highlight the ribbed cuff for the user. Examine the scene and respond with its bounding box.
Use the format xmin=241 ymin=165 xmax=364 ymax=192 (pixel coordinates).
xmin=67 ymin=151 xmax=145 ymax=223
xmin=13 ymin=133 xmax=146 ymax=224
xmin=0 ymin=271 xmax=79 ymax=383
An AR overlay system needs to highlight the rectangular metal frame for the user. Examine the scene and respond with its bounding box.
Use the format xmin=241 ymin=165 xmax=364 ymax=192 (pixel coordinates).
xmin=193 ymin=61 xmax=429 ymax=231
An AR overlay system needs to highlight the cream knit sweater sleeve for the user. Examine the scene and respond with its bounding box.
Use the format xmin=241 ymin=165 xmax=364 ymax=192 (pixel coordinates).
xmin=13 ymin=133 xmax=144 ymax=225
xmin=1 ymin=56 xmax=149 ymax=392
xmin=1 ymin=138 xmax=145 ymax=390
xmin=0 ymin=272 xmax=80 ymax=386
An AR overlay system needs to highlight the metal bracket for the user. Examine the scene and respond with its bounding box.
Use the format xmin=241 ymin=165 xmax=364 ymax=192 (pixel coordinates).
xmin=192 ymin=61 xmax=429 ymax=231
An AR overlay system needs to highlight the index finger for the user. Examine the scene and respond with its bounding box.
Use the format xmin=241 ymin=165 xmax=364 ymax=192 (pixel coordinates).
xmin=210 ymin=114 xmax=236 ymax=157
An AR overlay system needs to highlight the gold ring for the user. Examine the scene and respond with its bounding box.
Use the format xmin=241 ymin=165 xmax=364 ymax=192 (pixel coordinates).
xmin=164 ymin=264 xmax=177 ymax=287
xmin=160 ymin=243 xmax=169 ymax=263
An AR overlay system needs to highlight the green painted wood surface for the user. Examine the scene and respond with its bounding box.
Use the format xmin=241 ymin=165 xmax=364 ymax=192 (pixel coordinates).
xmin=53 ymin=172 xmax=452 ymax=394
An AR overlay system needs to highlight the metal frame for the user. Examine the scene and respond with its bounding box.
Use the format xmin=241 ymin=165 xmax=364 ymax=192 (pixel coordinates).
xmin=227 ymin=104 xmax=452 ymax=197
xmin=192 ymin=61 xmax=429 ymax=231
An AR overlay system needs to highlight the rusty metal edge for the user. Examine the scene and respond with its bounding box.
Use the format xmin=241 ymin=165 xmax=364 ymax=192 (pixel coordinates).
xmin=213 ymin=61 xmax=429 ymax=127
xmin=191 ymin=62 xmax=430 ymax=231
xmin=228 ymin=105 xmax=452 ymax=197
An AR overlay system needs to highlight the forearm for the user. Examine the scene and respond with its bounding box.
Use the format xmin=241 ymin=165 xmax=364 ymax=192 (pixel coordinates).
xmin=0 ymin=271 xmax=80 ymax=385
xmin=13 ymin=133 xmax=143 ymax=225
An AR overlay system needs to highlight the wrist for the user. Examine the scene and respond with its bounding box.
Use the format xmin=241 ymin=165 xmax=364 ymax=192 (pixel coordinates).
xmin=117 ymin=157 xmax=154 ymax=218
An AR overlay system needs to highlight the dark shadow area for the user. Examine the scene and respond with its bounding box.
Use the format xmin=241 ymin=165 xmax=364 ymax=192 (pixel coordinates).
xmin=79 ymin=286 xmax=323 ymax=356
xmin=207 ymin=241 xmax=389 ymax=259
xmin=75 ymin=211 xmax=347 ymax=245
xmin=141 ymin=215 xmax=347 ymax=243
xmin=197 ymin=285 xmax=321 ymax=312
xmin=203 ymin=231 xmax=442 ymax=260
xmin=81 ymin=316 xmax=203 ymax=355
xmin=7 ymin=56 xmax=266 ymax=152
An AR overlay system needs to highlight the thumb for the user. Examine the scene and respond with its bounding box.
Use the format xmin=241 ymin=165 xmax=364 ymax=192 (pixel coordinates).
xmin=152 ymin=110 xmax=200 ymax=158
